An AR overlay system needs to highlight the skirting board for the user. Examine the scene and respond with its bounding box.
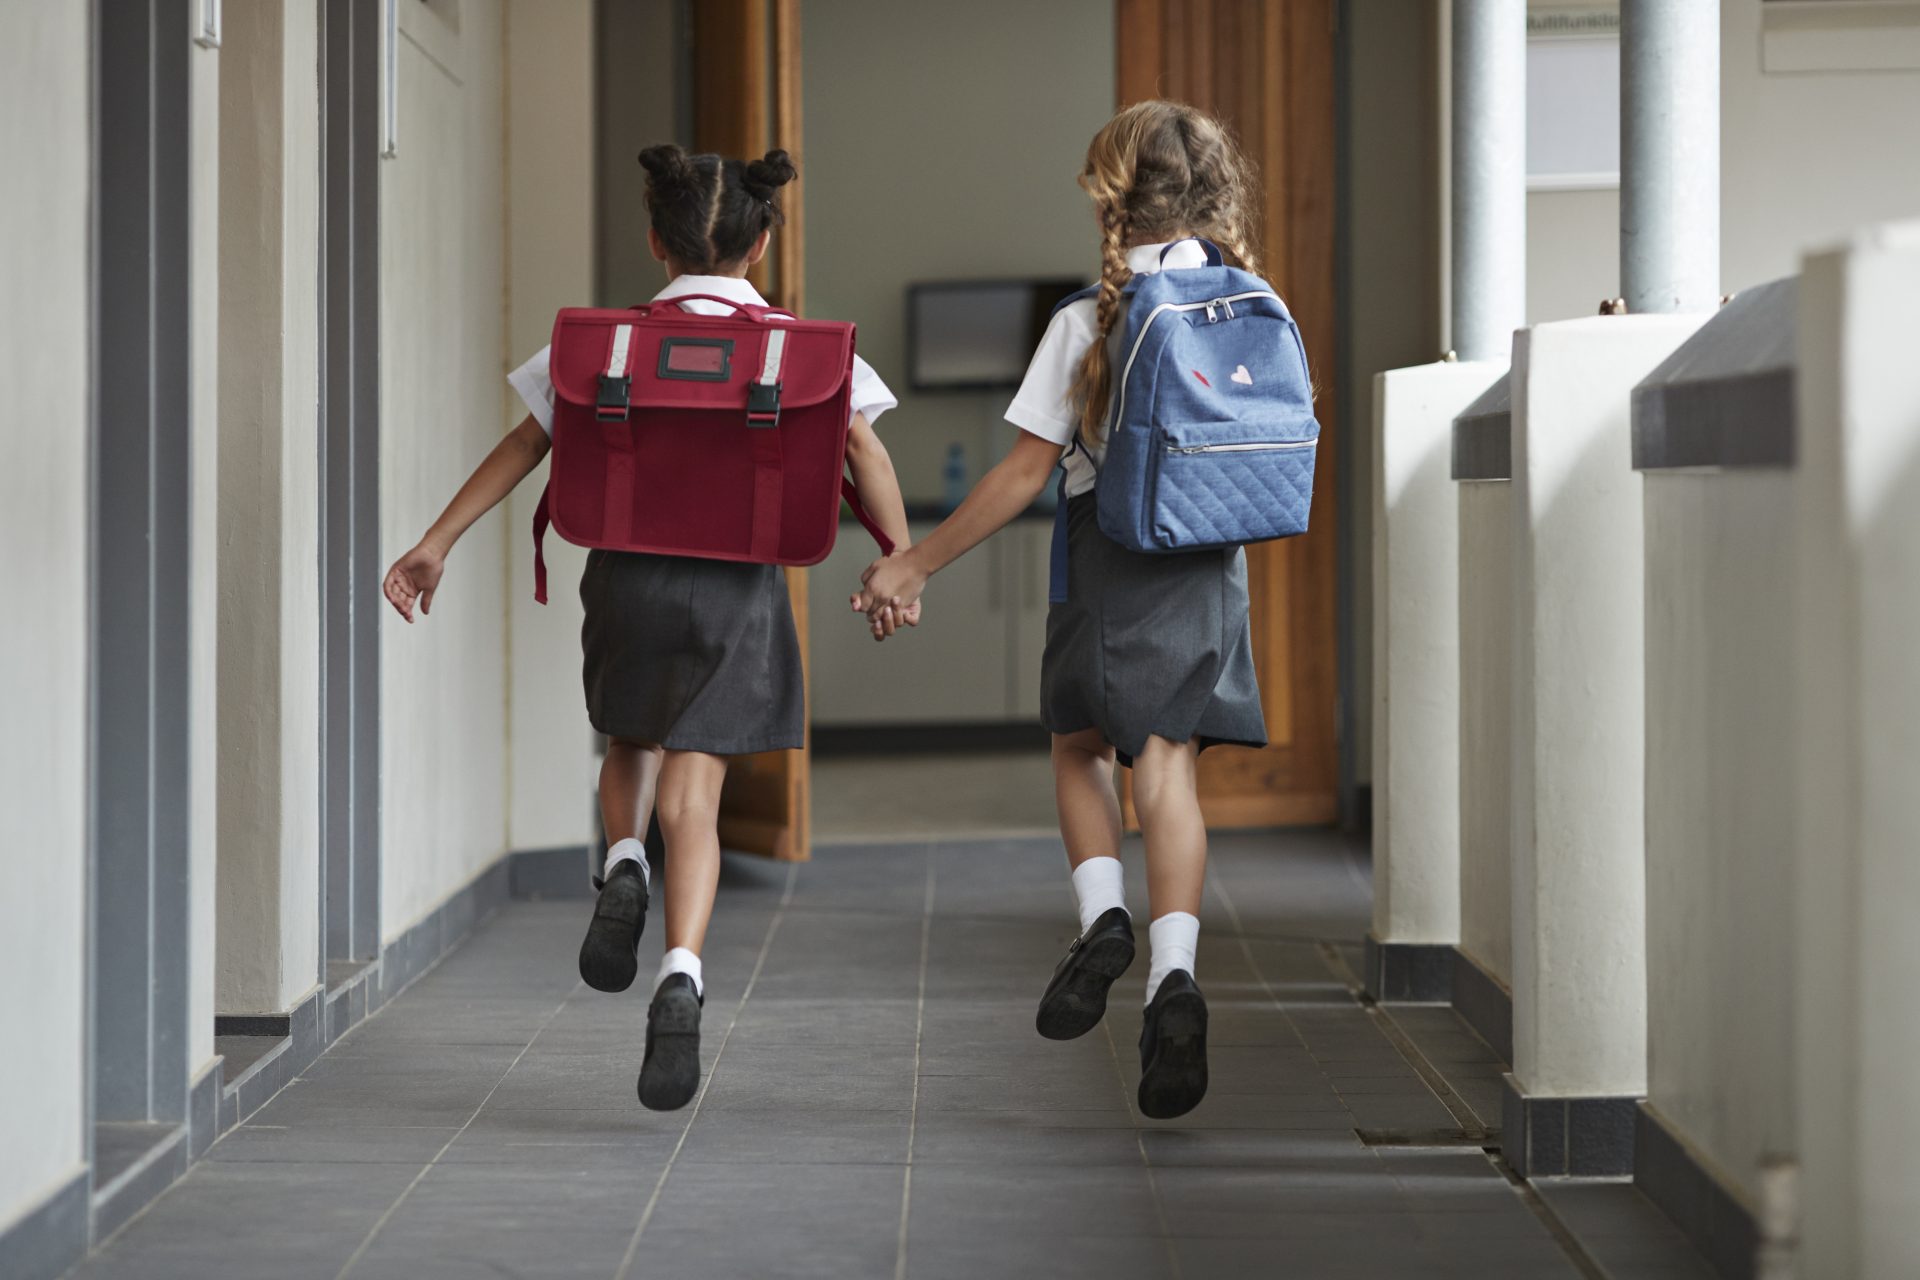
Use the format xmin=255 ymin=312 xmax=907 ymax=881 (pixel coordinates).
xmin=0 ymin=1172 xmax=88 ymax=1280
xmin=1364 ymin=935 xmax=1454 ymax=1003
xmin=1635 ymin=1103 xmax=1761 ymax=1280
xmin=1500 ymin=1075 xmax=1638 ymax=1178
xmin=2 ymin=851 xmax=515 ymax=1278
xmin=1450 ymin=948 xmax=1514 ymax=1065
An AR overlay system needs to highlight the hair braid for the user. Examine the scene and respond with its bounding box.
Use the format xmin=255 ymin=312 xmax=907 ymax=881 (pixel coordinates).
xmin=1069 ymin=200 xmax=1132 ymax=444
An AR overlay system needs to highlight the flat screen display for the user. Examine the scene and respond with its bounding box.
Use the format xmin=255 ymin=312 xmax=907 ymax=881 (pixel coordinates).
xmin=907 ymin=278 xmax=1087 ymax=391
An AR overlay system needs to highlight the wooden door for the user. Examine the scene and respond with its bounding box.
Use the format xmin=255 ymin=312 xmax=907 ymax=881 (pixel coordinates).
xmin=1117 ymin=0 xmax=1340 ymax=827
xmin=698 ymin=0 xmax=814 ymax=859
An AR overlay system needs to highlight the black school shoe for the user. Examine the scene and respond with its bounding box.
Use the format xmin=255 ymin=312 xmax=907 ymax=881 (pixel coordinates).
xmin=577 ymin=860 xmax=648 ymax=992
xmin=1035 ymin=907 xmax=1137 ymax=1041
xmin=638 ymin=973 xmax=703 ymax=1111
xmin=1138 ymin=971 xmax=1209 ymax=1120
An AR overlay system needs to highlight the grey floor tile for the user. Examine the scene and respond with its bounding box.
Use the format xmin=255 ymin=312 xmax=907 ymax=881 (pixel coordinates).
xmin=905 ymin=1164 xmax=1162 ymax=1241
xmin=676 ymin=1106 xmax=912 ymax=1165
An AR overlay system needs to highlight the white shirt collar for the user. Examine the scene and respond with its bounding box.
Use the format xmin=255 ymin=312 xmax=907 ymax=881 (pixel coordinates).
xmin=653 ymin=273 xmax=769 ymax=306
xmin=1126 ymin=239 xmax=1210 ymax=275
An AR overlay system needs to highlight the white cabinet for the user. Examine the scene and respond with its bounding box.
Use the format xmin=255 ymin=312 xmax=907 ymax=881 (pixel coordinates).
xmin=808 ymin=517 xmax=1056 ymax=726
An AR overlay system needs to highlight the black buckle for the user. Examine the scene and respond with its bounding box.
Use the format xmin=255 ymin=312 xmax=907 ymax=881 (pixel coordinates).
xmin=597 ymin=374 xmax=631 ymax=420
xmin=747 ymin=381 xmax=781 ymax=428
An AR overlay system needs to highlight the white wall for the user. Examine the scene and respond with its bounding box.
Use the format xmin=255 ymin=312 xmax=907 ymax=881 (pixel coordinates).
xmin=0 ymin=0 xmax=90 ymax=1233
xmin=1527 ymin=188 xmax=1616 ymax=323
xmin=1643 ymin=470 xmax=1796 ymax=1202
xmin=216 ymin=0 xmax=323 ymax=1014
xmin=1722 ymin=0 xmax=1920 ymax=293
xmin=803 ymin=0 xmax=1115 ymax=502
xmin=380 ymin=0 xmax=509 ymax=941
xmin=505 ymin=0 xmax=598 ymax=856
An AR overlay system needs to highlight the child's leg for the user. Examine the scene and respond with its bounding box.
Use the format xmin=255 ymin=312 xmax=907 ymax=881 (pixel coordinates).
xmin=1131 ymin=734 xmax=1209 ymax=1119
xmin=1036 ymin=729 xmax=1135 ymax=1041
xmin=1051 ymin=729 xmax=1127 ymax=931
xmin=637 ymin=748 xmax=726 ymax=1112
xmin=599 ymin=737 xmax=664 ymax=846
xmin=1131 ymin=735 xmax=1205 ymax=999
xmin=579 ymin=736 xmax=663 ymax=994
xmin=654 ymin=748 xmax=729 ymax=993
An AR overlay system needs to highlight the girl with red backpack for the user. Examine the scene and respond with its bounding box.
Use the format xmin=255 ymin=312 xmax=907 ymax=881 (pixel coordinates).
xmin=856 ymin=102 xmax=1288 ymax=1120
xmin=382 ymin=145 xmax=915 ymax=1111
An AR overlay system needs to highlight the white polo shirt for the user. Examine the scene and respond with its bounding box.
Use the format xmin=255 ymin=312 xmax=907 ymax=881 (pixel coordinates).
xmin=1004 ymin=239 xmax=1212 ymax=497
xmin=508 ymin=273 xmax=898 ymax=434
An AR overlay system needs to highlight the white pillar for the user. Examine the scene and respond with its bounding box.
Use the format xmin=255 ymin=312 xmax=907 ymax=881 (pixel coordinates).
xmin=1370 ymin=362 xmax=1506 ymax=998
xmin=1367 ymin=0 xmax=1525 ymax=1000
xmin=1794 ymin=221 xmax=1920 ymax=1280
xmin=1620 ymin=0 xmax=1719 ymax=314
xmin=1451 ymin=0 xmax=1527 ymax=359
xmin=1507 ymin=314 xmax=1703 ymax=1110
xmin=216 ymin=0 xmax=324 ymax=1016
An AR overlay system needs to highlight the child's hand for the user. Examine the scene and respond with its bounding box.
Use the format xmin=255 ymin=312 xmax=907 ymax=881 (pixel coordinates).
xmin=851 ymin=553 xmax=928 ymax=634
xmin=383 ymin=542 xmax=446 ymax=623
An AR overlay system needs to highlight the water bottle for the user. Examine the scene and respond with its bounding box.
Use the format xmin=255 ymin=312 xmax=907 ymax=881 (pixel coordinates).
xmin=942 ymin=442 xmax=968 ymax=512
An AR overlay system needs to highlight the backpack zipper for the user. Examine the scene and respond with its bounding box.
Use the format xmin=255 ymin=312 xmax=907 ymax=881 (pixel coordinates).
xmin=1108 ymin=290 xmax=1281 ymax=434
xmin=1165 ymin=439 xmax=1315 ymax=455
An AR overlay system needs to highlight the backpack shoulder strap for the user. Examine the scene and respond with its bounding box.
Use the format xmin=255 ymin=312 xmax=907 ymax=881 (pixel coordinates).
xmin=1050 ymin=285 xmax=1100 ymax=318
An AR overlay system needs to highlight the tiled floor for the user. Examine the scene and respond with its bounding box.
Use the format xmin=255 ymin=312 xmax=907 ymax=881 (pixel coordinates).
xmin=71 ymin=833 xmax=1714 ymax=1280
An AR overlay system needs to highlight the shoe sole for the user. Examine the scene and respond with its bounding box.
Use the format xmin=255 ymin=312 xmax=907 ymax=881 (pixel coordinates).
xmin=577 ymin=878 xmax=645 ymax=993
xmin=638 ymin=988 xmax=702 ymax=1111
xmin=1034 ymin=931 xmax=1137 ymax=1041
xmin=1138 ymin=989 xmax=1209 ymax=1120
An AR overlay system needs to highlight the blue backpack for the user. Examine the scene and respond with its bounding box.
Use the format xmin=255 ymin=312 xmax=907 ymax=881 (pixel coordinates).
xmin=1046 ymin=240 xmax=1319 ymax=599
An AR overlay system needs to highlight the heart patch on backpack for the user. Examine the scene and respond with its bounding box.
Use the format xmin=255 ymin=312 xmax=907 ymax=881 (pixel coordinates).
xmin=1231 ymin=364 xmax=1254 ymax=386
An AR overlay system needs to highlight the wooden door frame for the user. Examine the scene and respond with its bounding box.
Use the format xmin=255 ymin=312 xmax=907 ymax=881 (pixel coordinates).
xmin=698 ymin=0 xmax=813 ymax=859
xmin=1116 ymin=0 xmax=1341 ymax=829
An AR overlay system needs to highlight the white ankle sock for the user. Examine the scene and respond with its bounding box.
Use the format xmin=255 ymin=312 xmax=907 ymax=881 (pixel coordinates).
xmin=656 ymin=946 xmax=702 ymax=998
xmin=1070 ymin=856 xmax=1128 ymax=935
xmin=1145 ymin=912 xmax=1199 ymax=1004
xmin=606 ymin=837 xmax=649 ymax=886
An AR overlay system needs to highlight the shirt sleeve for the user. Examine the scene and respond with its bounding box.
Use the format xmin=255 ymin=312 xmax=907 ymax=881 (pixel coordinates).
xmin=849 ymin=354 xmax=898 ymax=427
xmin=1004 ymin=303 xmax=1097 ymax=446
xmin=507 ymin=345 xmax=556 ymax=435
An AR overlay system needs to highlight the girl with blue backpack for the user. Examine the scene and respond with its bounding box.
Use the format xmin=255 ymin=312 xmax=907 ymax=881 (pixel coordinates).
xmin=855 ymin=100 xmax=1318 ymax=1120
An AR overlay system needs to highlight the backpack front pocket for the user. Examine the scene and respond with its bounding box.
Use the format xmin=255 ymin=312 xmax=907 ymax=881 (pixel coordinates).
xmin=1146 ymin=421 xmax=1318 ymax=550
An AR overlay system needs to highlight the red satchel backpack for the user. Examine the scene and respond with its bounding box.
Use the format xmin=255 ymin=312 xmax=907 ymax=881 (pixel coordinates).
xmin=531 ymin=295 xmax=893 ymax=602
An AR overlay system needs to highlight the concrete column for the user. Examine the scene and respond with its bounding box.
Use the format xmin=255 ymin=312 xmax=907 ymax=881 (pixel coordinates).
xmin=1450 ymin=0 xmax=1526 ymax=360
xmin=1366 ymin=0 xmax=1523 ymax=1000
xmin=216 ymin=0 xmax=324 ymax=1016
xmin=506 ymin=0 xmax=599 ymax=858
xmin=1794 ymin=221 xmax=1920 ymax=1280
xmin=1620 ymin=0 xmax=1719 ymax=314
xmin=1502 ymin=312 xmax=1703 ymax=1179
xmin=1367 ymin=362 xmax=1504 ymax=1001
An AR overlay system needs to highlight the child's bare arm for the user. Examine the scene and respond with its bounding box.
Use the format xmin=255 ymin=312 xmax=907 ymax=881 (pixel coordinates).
xmin=383 ymin=415 xmax=550 ymax=622
xmin=844 ymin=413 xmax=911 ymax=554
xmin=855 ymin=432 xmax=1063 ymax=616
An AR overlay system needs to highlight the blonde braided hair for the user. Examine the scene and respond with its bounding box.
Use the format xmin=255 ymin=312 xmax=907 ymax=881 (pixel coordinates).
xmin=1067 ymin=101 xmax=1261 ymax=444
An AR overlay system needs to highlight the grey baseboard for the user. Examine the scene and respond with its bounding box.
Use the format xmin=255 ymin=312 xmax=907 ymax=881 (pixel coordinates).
xmin=91 ymin=1123 xmax=189 ymax=1244
xmin=1635 ymin=1104 xmax=1761 ymax=1280
xmin=0 ymin=1172 xmax=88 ymax=1280
xmin=1500 ymin=1075 xmax=1638 ymax=1178
xmin=1364 ymin=935 xmax=1454 ymax=1003
xmin=509 ymin=844 xmax=594 ymax=899
xmin=187 ymin=1059 xmax=222 ymax=1162
xmin=1450 ymin=948 xmax=1514 ymax=1064
xmin=375 ymin=858 xmax=512 ymax=1008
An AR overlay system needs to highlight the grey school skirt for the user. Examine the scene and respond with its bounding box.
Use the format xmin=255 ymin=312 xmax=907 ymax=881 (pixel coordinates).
xmin=1040 ymin=492 xmax=1268 ymax=766
xmin=579 ymin=549 xmax=804 ymax=754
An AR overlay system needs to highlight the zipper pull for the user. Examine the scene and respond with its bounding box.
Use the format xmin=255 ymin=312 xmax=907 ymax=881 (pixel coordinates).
xmin=1204 ymin=300 xmax=1218 ymax=323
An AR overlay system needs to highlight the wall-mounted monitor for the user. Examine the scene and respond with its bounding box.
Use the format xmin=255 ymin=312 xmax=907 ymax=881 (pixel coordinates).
xmin=906 ymin=278 xmax=1088 ymax=391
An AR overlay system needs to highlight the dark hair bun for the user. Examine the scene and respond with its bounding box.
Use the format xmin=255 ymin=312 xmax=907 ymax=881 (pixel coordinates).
xmin=637 ymin=143 xmax=695 ymax=189
xmin=742 ymin=149 xmax=797 ymax=198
